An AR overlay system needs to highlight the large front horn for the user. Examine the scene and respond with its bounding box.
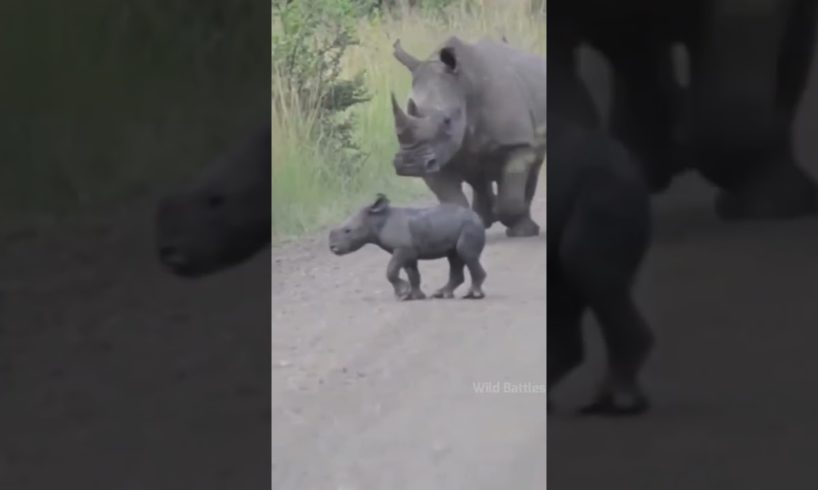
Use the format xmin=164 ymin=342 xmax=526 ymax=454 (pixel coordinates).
xmin=390 ymin=92 xmax=416 ymax=143
xmin=391 ymin=92 xmax=409 ymax=127
xmin=393 ymin=39 xmax=420 ymax=71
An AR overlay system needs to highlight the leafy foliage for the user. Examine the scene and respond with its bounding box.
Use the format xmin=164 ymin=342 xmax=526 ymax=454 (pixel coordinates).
xmin=273 ymin=0 xmax=373 ymax=184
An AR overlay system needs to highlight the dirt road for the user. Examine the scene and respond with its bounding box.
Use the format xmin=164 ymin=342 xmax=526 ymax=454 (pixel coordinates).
xmin=7 ymin=173 xmax=818 ymax=489
xmin=272 ymin=173 xmax=818 ymax=490
xmin=550 ymin=175 xmax=818 ymax=489
xmin=0 ymin=189 xmax=547 ymax=489
xmin=271 ymin=193 xmax=548 ymax=489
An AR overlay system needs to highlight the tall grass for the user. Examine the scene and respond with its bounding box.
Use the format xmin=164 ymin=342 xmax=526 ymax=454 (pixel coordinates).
xmin=271 ymin=0 xmax=546 ymax=239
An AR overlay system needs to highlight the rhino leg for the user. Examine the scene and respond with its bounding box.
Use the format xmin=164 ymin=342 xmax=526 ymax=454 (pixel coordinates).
xmin=556 ymin=140 xmax=654 ymax=415
xmin=432 ymin=253 xmax=465 ymax=299
xmin=403 ymin=260 xmax=426 ymax=300
xmin=386 ymin=249 xmax=413 ymax=300
xmin=423 ymin=173 xmax=469 ymax=208
xmin=469 ymin=178 xmax=496 ymax=228
xmin=496 ymin=148 xmax=541 ymax=237
xmin=462 ymin=259 xmax=487 ymax=300
xmin=457 ymin=220 xmax=487 ymax=299
xmin=525 ymin=155 xmax=544 ymax=207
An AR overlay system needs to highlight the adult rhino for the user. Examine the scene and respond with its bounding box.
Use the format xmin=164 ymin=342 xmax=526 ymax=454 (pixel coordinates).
xmin=550 ymin=0 xmax=818 ymax=220
xmin=155 ymin=122 xmax=271 ymax=278
xmin=389 ymin=36 xmax=546 ymax=237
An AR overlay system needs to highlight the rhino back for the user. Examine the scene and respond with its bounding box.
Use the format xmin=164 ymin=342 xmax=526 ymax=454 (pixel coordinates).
xmin=463 ymin=38 xmax=547 ymax=151
xmin=406 ymin=204 xmax=478 ymax=258
xmin=376 ymin=209 xmax=415 ymax=252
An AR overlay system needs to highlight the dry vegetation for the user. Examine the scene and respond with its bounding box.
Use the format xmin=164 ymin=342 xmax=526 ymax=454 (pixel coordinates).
xmin=271 ymin=0 xmax=546 ymax=237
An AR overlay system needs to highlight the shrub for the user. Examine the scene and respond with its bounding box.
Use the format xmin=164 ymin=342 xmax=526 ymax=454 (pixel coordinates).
xmin=273 ymin=0 xmax=373 ymax=185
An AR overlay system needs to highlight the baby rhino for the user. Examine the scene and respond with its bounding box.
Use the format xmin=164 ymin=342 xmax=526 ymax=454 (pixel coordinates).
xmin=329 ymin=194 xmax=487 ymax=300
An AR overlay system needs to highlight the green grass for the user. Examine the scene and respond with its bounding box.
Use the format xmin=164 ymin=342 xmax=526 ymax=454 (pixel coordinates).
xmin=271 ymin=0 xmax=546 ymax=240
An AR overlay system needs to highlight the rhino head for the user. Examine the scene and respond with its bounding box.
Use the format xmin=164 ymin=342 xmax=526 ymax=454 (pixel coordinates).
xmin=155 ymin=122 xmax=272 ymax=278
xmin=390 ymin=38 xmax=468 ymax=177
xmin=328 ymin=193 xmax=390 ymax=255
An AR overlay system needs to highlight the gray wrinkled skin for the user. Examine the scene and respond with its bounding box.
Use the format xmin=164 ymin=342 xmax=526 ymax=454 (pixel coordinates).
xmin=155 ymin=123 xmax=271 ymax=278
xmin=390 ymin=36 xmax=547 ymax=238
xmin=329 ymin=194 xmax=487 ymax=301
xmin=547 ymin=123 xmax=654 ymax=417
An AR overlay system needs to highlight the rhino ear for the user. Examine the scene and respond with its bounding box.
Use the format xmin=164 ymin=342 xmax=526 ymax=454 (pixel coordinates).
xmin=393 ymin=39 xmax=420 ymax=71
xmin=439 ymin=46 xmax=458 ymax=73
xmin=369 ymin=193 xmax=390 ymax=214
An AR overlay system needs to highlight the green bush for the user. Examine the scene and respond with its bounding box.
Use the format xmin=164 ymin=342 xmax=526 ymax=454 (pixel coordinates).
xmin=273 ymin=0 xmax=373 ymax=185
xmin=271 ymin=0 xmax=544 ymax=237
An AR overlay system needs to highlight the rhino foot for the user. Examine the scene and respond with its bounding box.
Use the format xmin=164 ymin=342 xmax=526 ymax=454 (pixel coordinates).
xmin=398 ymin=288 xmax=427 ymax=301
xmin=462 ymin=288 xmax=485 ymax=300
xmin=432 ymin=288 xmax=456 ymax=299
xmin=392 ymin=280 xmax=411 ymax=300
xmin=576 ymin=391 xmax=650 ymax=417
xmin=505 ymin=218 xmax=540 ymax=237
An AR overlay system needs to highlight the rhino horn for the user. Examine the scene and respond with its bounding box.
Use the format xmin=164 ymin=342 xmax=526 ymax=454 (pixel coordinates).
xmin=390 ymin=92 xmax=417 ymax=141
xmin=393 ymin=39 xmax=420 ymax=71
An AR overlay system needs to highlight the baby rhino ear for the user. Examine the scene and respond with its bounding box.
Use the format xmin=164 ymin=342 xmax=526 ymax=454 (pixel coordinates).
xmin=369 ymin=193 xmax=390 ymax=214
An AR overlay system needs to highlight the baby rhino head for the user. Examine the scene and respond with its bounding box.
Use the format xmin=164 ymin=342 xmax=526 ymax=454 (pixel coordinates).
xmin=328 ymin=194 xmax=391 ymax=255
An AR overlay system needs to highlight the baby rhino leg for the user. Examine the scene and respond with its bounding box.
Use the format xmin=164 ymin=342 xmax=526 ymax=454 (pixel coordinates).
xmin=386 ymin=250 xmax=412 ymax=300
xmin=463 ymin=260 xmax=487 ymax=299
xmin=432 ymin=253 xmax=465 ymax=299
xmin=457 ymin=221 xmax=487 ymax=299
xmin=403 ymin=260 xmax=426 ymax=300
